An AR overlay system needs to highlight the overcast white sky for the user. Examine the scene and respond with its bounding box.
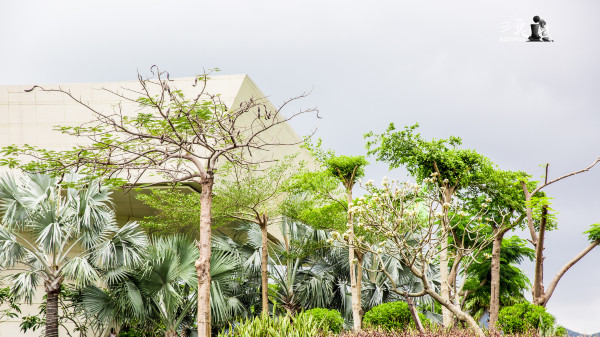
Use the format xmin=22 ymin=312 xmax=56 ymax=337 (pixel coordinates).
xmin=1 ymin=0 xmax=599 ymax=333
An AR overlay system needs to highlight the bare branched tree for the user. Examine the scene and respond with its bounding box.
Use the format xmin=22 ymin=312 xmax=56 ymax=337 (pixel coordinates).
xmin=1 ymin=66 xmax=317 ymax=337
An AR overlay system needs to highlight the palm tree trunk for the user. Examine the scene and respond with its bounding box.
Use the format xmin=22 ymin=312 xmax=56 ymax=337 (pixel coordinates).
xmin=260 ymin=214 xmax=269 ymax=315
xmin=45 ymin=286 xmax=60 ymax=337
xmin=197 ymin=175 xmax=214 ymax=337
xmin=165 ymin=330 xmax=178 ymax=337
xmin=488 ymin=229 xmax=504 ymax=331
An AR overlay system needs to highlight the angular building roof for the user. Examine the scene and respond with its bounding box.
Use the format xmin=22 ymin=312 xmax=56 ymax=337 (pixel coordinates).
xmin=0 ymin=74 xmax=313 ymax=223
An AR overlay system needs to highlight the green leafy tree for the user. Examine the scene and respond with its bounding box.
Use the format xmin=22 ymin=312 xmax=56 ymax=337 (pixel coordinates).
xmin=365 ymin=123 xmax=526 ymax=329
xmin=0 ymin=173 xmax=147 ymax=337
xmin=136 ymin=188 xmax=204 ymax=238
xmin=289 ymin=139 xmax=368 ymax=330
xmin=214 ymin=157 xmax=298 ymax=315
xmin=0 ymin=67 xmax=316 ymax=337
xmin=519 ymin=159 xmax=600 ymax=307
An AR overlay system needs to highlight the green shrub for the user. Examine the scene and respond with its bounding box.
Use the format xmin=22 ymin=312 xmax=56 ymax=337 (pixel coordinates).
xmin=363 ymin=301 xmax=430 ymax=331
xmin=218 ymin=313 xmax=324 ymax=337
xmin=497 ymin=303 xmax=556 ymax=334
xmin=303 ymin=308 xmax=344 ymax=333
xmin=554 ymin=325 xmax=568 ymax=337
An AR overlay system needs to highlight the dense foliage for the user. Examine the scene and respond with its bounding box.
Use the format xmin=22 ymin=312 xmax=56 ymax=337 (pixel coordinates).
xmin=363 ymin=301 xmax=429 ymax=331
xmin=497 ymin=303 xmax=563 ymax=335
xmin=217 ymin=313 xmax=324 ymax=337
xmin=463 ymin=236 xmax=535 ymax=319
xmin=1 ymin=77 xmax=597 ymax=337
xmin=303 ymin=308 xmax=345 ymax=333
xmin=337 ymin=329 xmax=567 ymax=337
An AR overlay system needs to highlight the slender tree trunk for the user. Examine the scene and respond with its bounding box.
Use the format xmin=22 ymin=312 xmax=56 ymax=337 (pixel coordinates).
xmin=45 ymin=285 xmax=60 ymax=337
xmin=532 ymin=206 xmax=547 ymax=306
xmin=406 ymin=295 xmax=425 ymax=334
xmin=260 ymin=214 xmax=269 ymax=315
xmin=347 ymin=187 xmax=361 ymax=331
xmin=440 ymin=232 xmax=452 ymax=327
xmin=440 ymin=189 xmax=453 ymax=327
xmin=196 ymin=175 xmax=214 ymax=337
xmin=356 ymin=252 xmax=364 ymax=320
xmin=488 ymin=229 xmax=505 ymax=331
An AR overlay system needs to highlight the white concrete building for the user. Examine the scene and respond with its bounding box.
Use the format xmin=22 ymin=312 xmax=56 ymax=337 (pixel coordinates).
xmin=0 ymin=74 xmax=313 ymax=336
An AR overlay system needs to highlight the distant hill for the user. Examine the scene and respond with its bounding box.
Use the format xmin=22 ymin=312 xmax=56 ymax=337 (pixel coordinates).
xmin=566 ymin=328 xmax=600 ymax=337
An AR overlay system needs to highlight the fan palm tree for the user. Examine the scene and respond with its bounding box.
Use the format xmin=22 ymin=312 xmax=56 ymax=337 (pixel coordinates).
xmin=80 ymin=235 xmax=197 ymax=337
xmin=80 ymin=235 xmax=247 ymax=336
xmin=0 ymin=173 xmax=147 ymax=337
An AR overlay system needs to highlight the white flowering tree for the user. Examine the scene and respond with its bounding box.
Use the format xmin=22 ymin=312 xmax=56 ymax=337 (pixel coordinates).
xmin=365 ymin=123 xmax=528 ymax=328
xmin=331 ymin=177 xmax=495 ymax=337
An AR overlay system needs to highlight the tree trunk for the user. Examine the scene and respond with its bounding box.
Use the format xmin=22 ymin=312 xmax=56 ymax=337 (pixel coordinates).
xmin=532 ymin=206 xmax=547 ymax=306
xmin=45 ymin=286 xmax=60 ymax=337
xmin=165 ymin=330 xmax=178 ymax=337
xmin=440 ymin=189 xmax=453 ymax=327
xmin=488 ymin=229 xmax=504 ymax=331
xmin=347 ymin=187 xmax=361 ymax=331
xmin=423 ymin=278 xmax=484 ymax=337
xmin=356 ymin=252 xmax=364 ymax=321
xmin=406 ymin=295 xmax=425 ymax=334
xmin=196 ymin=175 xmax=214 ymax=337
xmin=440 ymin=231 xmax=453 ymax=327
xmin=260 ymin=214 xmax=269 ymax=315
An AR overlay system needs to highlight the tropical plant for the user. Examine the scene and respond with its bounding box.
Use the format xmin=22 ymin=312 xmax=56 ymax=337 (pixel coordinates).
xmin=217 ymin=312 xmax=324 ymax=337
xmin=268 ymin=219 xmax=339 ymax=316
xmin=79 ymin=235 xmax=246 ymax=337
xmin=462 ymin=236 xmax=534 ymax=320
xmin=0 ymin=173 xmax=147 ymax=337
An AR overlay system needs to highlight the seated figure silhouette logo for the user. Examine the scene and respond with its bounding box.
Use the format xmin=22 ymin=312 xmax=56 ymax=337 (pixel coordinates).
xmin=529 ymin=15 xmax=554 ymax=42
